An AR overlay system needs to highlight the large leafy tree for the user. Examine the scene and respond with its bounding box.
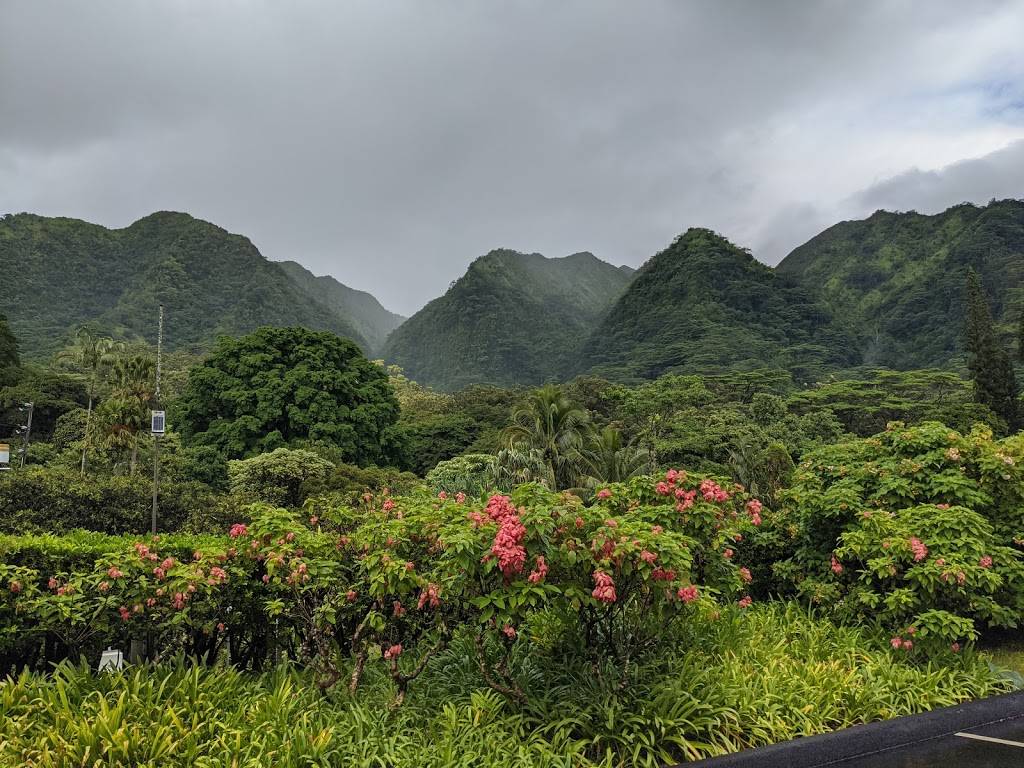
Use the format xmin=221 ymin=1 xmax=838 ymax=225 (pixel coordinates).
xmin=964 ymin=269 xmax=1018 ymax=431
xmin=175 ymin=326 xmax=400 ymax=463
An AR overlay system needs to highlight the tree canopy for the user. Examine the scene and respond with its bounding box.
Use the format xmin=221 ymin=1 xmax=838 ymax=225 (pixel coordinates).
xmin=174 ymin=326 xmax=400 ymax=462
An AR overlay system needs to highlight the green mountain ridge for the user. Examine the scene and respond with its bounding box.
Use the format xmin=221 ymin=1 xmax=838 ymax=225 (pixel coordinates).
xmin=381 ymin=249 xmax=634 ymax=390
xmin=777 ymin=199 xmax=1024 ymax=368
xmin=0 ymin=211 xmax=400 ymax=357
xmin=579 ymin=228 xmax=861 ymax=382
xmin=276 ymin=260 xmax=405 ymax=353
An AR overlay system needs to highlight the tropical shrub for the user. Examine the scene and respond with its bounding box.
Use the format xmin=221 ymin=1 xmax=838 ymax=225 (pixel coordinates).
xmin=785 ymin=420 xmax=1024 ymax=646
xmin=425 ymin=453 xmax=495 ymax=496
xmin=228 ymin=448 xmax=335 ymax=507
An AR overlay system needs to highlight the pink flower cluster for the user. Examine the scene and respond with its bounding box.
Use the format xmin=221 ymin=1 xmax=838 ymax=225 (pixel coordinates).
xmin=528 ymin=556 xmax=549 ymax=584
xmin=106 ymin=567 xmax=123 ymax=579
xmin=738 ymin=567 xmax=752 ymax=583
xmin=737 ymin=595 xmax=752 ymax=609
xmin=229 ymin=523 xmax=248 ymax=539
xmin=383 ymin=643 xmax=403 ymax=660
xmin=700 ymin=479 xmax=730 ymax=503
xmin=675 ymin=488 xmax=697 ymax=513
xmin=746 ymin=499 xmax=763 ymax=526
xmin=652 ymin=567 xmax=676 ymax=581
xmin=830 ymin=555 xmax=843 ymax=575
xmin=676 ymin=585 xmax=699 ymax=603
xmin=591 ymin=570 xmax=616 ymax=603
xmin=639 ymin=550 xmax=658 ymax=565
xmin=596 ymin=488 xmax=612 ymax=500
xmin=979 ymin=555 xmax=993 ymax=569
xmin=908 ymin=537 xmax=928 ymax=562
xmin=485 ymin=495 xmax=527 ymax=578
xmin=8 ymin=581 xmax=22 ymax=594
xmin=417 ymin=582 xmax=440 ymax=610
xmin=208 ymin=566 xmax=228 ymax=585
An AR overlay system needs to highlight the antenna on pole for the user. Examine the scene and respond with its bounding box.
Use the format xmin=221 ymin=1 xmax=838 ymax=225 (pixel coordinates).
xmin=151 ymin=304 xmax=164 ymax=535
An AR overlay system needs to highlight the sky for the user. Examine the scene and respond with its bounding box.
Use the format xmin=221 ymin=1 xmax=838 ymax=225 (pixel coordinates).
xmin=2 ymin=1 xmax=1024 ymax=316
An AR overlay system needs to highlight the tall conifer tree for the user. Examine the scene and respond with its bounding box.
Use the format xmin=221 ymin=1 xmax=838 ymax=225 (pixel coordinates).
xmin=965 ymin=269 xmax=1019 ymax=430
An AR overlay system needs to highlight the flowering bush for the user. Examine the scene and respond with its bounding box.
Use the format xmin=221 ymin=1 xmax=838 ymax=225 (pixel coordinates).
xmin=785 ymin=421 xmax=1024 ymax=649
xmin=0 ymin=470 xmax=765 ymax=701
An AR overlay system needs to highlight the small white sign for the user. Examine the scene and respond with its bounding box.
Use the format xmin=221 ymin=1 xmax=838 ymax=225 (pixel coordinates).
xmin=0 ymin=443 xmax=9 ymax=465
xmin=98 ymin=647 xmax=124 ymax=673
xmin=151 ymin=411 xmax=166 ymax=435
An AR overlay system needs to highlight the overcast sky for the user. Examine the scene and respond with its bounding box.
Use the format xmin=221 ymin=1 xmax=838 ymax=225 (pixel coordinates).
xmin=2 ymin=1 xmax=1024 ymax=315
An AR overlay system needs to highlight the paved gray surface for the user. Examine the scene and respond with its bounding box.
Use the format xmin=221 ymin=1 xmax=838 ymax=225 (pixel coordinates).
xmin=837 ymin=718 xmax=1024 ymax=767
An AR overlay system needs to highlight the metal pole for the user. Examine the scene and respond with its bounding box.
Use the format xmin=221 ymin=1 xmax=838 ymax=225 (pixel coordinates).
xmin=19 ymin=402 xmax=33 ymax=468
xmin=151 ymin=305 xmax=163 ymax=535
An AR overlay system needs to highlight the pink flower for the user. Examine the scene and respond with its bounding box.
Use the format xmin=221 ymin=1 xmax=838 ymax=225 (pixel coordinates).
xmin=161 ymin=557 xmax=175 ymax=571
xmin=119 ymin=606 xmax=131 ymax=622
xmin=700 ymin=478 xmax=730 ymax=502
xmin=98 ymin=581 xmax=110 ymax=593
xmin=153 ymin=567 xmax=166 ymax=580
xmin=309 ymin=516 xmax=319 ymax=526
xmin=597 ymin=488 xmax=612 ymax=500
xmin=285 ymin=532 xmax=295 ymax=542
xmin=172 ymin=592 xmax=186 ymax=610
xmin=393 ymin=600 xmax=406 ymax=617
xmin=739 ymin=567 xmax=752 ymax=583
xmin=455 ymin=492 xmax=466 ymax=504
xmin=677 ymin=585 xmax=699 ymax=603
xmin=935 ymin=558 xmax=946 ymax=567
xmin=951 ymin=643 xmax=961 ymax=653
xmin=383 ymin=499 xmax=396 ymax=512
xmin=528 ymin=556 xmax=549 ymax=584
xmin=957 ymin=571 xmax=966 ymax=585
xmin=652 ymin=567 xmax=676 ymax=581
xmin=106 ymin=567 xmax=123 ymax=579
xmin=890 ymin=636 xmax=902 ymax=649
xmin=902 ymin=639 xmax=914 ymax=650
xmin=346 ymin=590 xmax=358 ymax=602
xmin=217 ymin=622 xmax=226 ymax=632
xmin=48 ymin=577 xmax=58 ymax=590
xmin=655 ymin=482 xmax=671 ymax=496
xmin=208 ymin=566 xmax=228 ymax=584
xmin=651 ymin=525 xmax=663 ymax=536
xmin=605 ymin=519 xmax=618 ymax=528
xmin=723 ymin=548 xmax=734 ymax=559
xmin=229 ymin=523 xmax=248 ymax=538
xmin=746 ymin=499 xmax=763 ymax=516
xmin=908 ymin=538 xmax=928 ymax=562
xmin=639 ymin=550 xmax=657 ymax=565
xmin=486 ymin=495 xmax=527 ymax=578
xmin=591 ymin=570 xmax=617 ymax=603
xmin=193 ymin=551 xmax=203 ymax=561
xmin=405 ymin=561 xmax=415 ymax=571
xmin=830 ymin=555 xmax=844 ymax=575
xmin=9 ymin=581 xmax=22 ymax=594
xmin=575 ymin=516 xmax=584 ymax=529
xmin=737 ymin=595 xmax=752 ymax=609
xmin=501 ymin=624 xmax=516 ymax=639
xmin=146 ymin=597 xmax=157 ymax=607
xmin=979 ymin=555 xmax=993 ymax=569
xmin=417 ymin=583 xmax=441 ymax=610
xmin=383 ymin=643 xmax=403 ymax=660
xmin=438 ymin=491 xmax=448 ymax=500
xmin=262 ymin=574 xmax=270 ymax=583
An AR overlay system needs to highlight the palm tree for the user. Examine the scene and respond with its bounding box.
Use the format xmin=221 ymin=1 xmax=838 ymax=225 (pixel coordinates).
xmin=57 ymin=328 xmax=121 ymax=475
xmin=102 ymin=354 xmax=155 ymax=474
xmin=578 ymin=426 xmax=649 ymax=487
xmin=501 ymin=384 xmax=589 ymax=490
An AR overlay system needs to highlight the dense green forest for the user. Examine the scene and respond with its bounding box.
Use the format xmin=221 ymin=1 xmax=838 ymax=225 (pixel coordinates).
xmin=382 ymin=249 xmax=634 ymax=390
xmin=0 ymin=211 xmax=402 ymax=357
xmin=779 ymin=199 xmax=1024 ymax=368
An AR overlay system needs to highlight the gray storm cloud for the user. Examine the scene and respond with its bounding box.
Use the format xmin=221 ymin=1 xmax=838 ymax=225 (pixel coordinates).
xmin=2 ymin=0 xmax=1023 ymax=313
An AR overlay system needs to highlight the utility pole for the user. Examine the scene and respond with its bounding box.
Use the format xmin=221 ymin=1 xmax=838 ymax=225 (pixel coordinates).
xmin=18 ymin=402 xmax=33 ymax=468
xmin=151 ymin=305 xmax=164 ymax=535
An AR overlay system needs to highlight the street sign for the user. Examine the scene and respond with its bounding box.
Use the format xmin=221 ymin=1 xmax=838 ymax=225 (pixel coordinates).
xmin=151 ymin=411 xmax=166 ymax=435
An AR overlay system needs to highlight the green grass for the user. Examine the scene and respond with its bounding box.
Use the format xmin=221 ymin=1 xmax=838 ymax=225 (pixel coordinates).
xmin=0 ymin=603 xmax=1014 ymax=768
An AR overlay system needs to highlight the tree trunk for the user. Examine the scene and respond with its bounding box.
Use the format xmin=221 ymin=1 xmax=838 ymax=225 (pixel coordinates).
xmin=80 ymin=396 xmax=93 ymax=476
